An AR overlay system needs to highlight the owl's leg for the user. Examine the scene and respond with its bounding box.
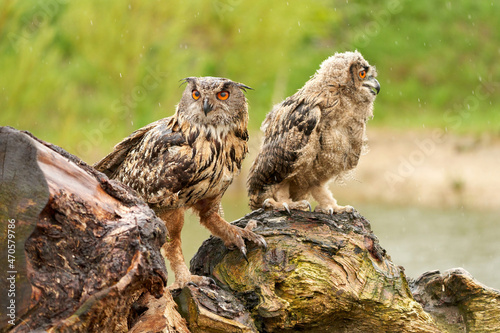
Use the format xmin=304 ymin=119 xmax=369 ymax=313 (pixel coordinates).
xmin=262 ymin=182 xmax=311 ymax=213
xmin=195 ymin=198 xmax=267 ymax=261
xmin=311 ymin=184 xmax=354 ymax=215
xmin=159 ymin=208 xmax=215 ymax=290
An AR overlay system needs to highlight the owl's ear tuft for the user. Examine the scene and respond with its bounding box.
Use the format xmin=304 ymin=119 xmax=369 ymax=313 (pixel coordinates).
xmin=236 ymin=82 xmax=253 ymax=92
xmin=180 ymin=77 xmax=196 ymax=87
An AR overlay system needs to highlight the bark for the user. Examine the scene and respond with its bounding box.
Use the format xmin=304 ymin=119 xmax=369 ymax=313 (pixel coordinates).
xmin=171 ymin=283 xmax=257 ymax=333
xmin=0 ymin=126 xmax=175 ymax=332
xmin=190 ymin=209 xmax=500 ymax=333
xmin=410 ymin=268 xmax=500 ymax=333
xmin=2 ymin=126 xmax=499 ymax=333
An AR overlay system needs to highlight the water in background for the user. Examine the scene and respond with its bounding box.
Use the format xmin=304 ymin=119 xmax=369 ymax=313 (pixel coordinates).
xmin=360 ymin=203 xmax=500 ymax=290
xmin=175 ymin=197 xmax=500 ymax=291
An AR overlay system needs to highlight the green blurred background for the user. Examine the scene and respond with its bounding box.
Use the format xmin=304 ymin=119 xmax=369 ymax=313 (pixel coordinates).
xmin=1 ymin=0 xmax=499 ymax=287
xmin=1 ymin=0 xmax=499 ymax=163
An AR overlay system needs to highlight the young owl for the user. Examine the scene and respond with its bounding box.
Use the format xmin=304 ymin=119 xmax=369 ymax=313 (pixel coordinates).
xmin=247 ymin=51 xmax=380 ymax=214
xmin=95 ymin=77 xmax=266 ymax=289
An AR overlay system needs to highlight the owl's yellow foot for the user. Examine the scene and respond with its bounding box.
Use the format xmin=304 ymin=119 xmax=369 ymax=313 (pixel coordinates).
xmin=262 ymin=198 xmax=311 ymax=214
xmin=168 ymin=274 xmax=216 ymax=291
xmin=315 ymin=204 xmax=354 ymax=215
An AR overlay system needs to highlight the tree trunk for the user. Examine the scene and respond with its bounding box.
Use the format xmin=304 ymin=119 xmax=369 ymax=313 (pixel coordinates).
xmin=190 ymin=209 xmax=500 ymax=333
xmin=1 ymin=126 xmax=499 ymax=333
xmin=0 ymin=126 xmax=185 ymax=332
xmin=411 ymin=268 xmax=500 ymax=333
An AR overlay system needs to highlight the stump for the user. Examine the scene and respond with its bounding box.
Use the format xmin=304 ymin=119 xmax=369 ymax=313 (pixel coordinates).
xmin=411 ymin=268 xmax=500 ymax=333
xmin=190 ymin=209 xmax=500 ymax=333
xmin=0 ymin=127 xmax=179 ymax=332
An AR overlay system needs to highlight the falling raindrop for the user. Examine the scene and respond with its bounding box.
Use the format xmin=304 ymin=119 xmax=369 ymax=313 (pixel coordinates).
xmin=119 ymin=73 xmax=122 ymax=78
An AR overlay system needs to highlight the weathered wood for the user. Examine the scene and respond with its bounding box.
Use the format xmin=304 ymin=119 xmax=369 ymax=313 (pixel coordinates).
xmin=171 ymin=284 xmax=257 ymax=333
xmin=411 ymin=268 xmax=500 ymax=333
xmin=191 ymin=209 xmax=441 ymax=332
xmin=128 ymin=291 xmax=190 ymax=333
xmin=2 ymin=126 xmax=500 ymax=333
xmin=0 ymin=127 xmax=171 ymax=332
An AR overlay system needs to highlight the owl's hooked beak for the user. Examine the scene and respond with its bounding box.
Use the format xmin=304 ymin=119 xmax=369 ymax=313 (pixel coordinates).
xmin=365 ymin=78 xmax=381 ymax=95
xmin=203 ymin=98 xmax=213 ymax=116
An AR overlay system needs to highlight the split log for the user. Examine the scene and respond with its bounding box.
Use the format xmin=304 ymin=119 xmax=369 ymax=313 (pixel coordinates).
xmin=0 ymin=127 xmax=177 ymax=332
xmin=171 ymin=283 xmax=258 ymax=333
xmin=410 ymin=268 xmax=500 ymax=333
xmin=190 ymin=209 xmax=500 ymax=333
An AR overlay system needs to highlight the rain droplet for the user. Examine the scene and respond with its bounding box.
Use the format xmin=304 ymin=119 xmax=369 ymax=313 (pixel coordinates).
xmin=119 ymin=73 xmax=122 ymax=78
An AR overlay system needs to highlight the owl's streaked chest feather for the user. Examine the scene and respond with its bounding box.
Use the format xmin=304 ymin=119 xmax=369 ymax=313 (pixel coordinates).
xmin=115 ymin=118 xmax=247 ymax=210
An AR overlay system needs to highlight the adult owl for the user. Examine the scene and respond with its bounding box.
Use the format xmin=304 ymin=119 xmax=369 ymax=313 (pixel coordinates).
xmin=95 ymin=77 xmax=266 ymax=289
xmin=247 ymin=51 xmax=380 ymax=214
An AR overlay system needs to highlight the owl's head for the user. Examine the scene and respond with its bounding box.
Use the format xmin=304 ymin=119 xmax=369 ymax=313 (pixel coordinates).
xmin=310 ymin=51 xmax=380 ymax=104
xmin=177 ymin=77 xmax=252 ymax=135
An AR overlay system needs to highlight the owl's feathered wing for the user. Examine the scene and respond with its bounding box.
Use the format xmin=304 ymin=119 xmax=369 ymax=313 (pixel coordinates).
xmin=247 ymin=96 xmax=322 ymax=204
xmin=94 ymin=119 xmax=163 ymax=179
xmin=94 ymin=117 xmax=197 ymax=208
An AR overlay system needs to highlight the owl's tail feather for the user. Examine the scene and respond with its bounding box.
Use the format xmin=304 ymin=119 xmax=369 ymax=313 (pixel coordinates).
xmin=248 ymin=193 xmax=265 ymax=211
xmin=247 ymin=175 xmax=269 ymax=211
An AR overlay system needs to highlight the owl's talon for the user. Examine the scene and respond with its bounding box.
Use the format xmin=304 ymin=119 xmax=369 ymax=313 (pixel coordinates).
xmin=307 ymin=202 xmax=312 ymax=212
xmin=207 ymin=277 xmax=217 ymax=287
xmin=261 ymin=237 xmax=268 ymax=249
xmin=315 ymin=204 xmax=354 ymax=215
xmin=169 ymin=274 xmax=215 ymax=290
xmin=240 ymin=246 xmax=249 ymax=263
xmin=282 ymin=202 xmax=291 ymax=215
xmin=262 ymin=198 xmax=271 ymax=209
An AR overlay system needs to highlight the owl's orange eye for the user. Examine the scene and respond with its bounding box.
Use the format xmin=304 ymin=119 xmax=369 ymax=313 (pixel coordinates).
xmin=217 ymin=91 xmax=230 ymax=100
xmin=359 ymin=70 xmax=367 ymax=79
xmin=192 ymin=90 xmax=201 ymax=100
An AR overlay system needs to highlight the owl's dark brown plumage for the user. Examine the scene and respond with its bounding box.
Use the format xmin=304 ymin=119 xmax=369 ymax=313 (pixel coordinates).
xmin=95 ymin=77 xmax=266 ymax=289
xmin=247 ymin=51 xmax=380 ymax=214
